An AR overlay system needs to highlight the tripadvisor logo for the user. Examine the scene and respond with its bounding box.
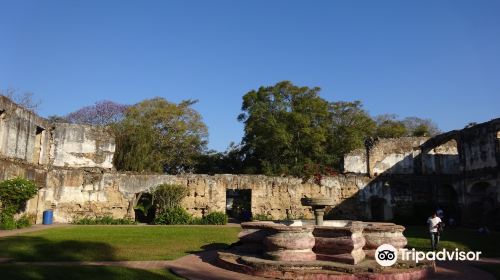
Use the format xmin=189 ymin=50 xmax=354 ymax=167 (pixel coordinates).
xmin=375 ymin=244 xmax=398 ymax=266
xmin=375 ymin=244 xmax=482 ymax=266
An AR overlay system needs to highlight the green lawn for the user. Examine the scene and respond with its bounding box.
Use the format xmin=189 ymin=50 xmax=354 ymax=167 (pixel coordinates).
xmin=0 ymin=225 xmax=241 ymax=261
xmin=405 ymin=226 xmax=500 ymax=257
xmin=0 ymin=265 xmax=183 ymax=280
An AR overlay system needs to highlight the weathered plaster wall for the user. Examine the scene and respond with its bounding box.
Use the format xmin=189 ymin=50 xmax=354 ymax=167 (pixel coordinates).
xmin=461 ymin=126 xmax=498 ymax=171
xmin=344 ymin=137 xmax=428 ymax=176
xmin=0 ymin=96 xmax=51 ymax=165
xmin=421 ymin=139 xmax=460 ymax=175
xmin=369 ymin=137 xmax=428 ymax=176
xmin=0 ymin=97 xmax=115 ymax=170
xmin=0 ymin=96 xmax=498 ymax=229
xmin=30 ymin=168 xmax=371 ymax=223
xmin=50 ymin=123 xmax=115 ymax=169
xmin=343 ymin=149 xmax=366 ymax=174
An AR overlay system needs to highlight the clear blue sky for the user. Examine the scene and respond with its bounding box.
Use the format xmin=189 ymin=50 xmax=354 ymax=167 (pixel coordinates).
xmin=1 ymin=1 xmax=499 ymax=151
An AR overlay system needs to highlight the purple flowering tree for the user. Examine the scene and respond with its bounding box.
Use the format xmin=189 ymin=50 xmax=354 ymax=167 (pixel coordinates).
xmin=66 ymin=100 xmax=129 ymax=126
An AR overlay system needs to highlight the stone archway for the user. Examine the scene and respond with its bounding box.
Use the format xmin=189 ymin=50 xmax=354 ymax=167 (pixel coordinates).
xmin=466 ymin=182 xmax=496 ymax=227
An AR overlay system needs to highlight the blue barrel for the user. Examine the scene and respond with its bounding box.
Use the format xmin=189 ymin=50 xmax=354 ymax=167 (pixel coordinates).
xmin=42 ymin=210 xmax=53 ymax=225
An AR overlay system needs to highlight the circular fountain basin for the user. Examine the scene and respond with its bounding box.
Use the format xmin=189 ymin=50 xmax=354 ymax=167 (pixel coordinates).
xmin=302 ymin=197 xmax=335 ymax=207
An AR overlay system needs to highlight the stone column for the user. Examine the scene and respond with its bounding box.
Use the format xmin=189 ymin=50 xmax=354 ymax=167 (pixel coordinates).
xmin=313 ymin=207 xmax=325 ymax=226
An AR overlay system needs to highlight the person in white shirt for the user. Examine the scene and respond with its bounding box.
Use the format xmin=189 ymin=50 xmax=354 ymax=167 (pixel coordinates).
xmin=427 ymin=212 xmax=442 ymax=250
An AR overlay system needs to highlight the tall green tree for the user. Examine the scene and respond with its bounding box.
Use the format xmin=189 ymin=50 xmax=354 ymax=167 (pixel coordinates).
xmin=374 ymin=114 xmax=408 ymax=138
xmin=238 ymin=81 xmax=330 ymax=176
xmin=402 ymin=117 xmax=440 ymax=136
xmin=113 ymin=97 xmax=208 ymax=173
xmin=327 ymin=101 xmax=376 ymax=169
xmin=194 ymin=143 xmax=245 ymax=174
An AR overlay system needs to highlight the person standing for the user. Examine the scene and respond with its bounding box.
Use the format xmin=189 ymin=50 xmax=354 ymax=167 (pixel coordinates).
xmin=428 ymin=212 xmax=442 ymax=250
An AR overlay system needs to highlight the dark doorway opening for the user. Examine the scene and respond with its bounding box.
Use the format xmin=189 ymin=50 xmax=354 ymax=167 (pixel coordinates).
xmin=134 ymin=193 xmax=155 ymax=224
xmin=226 ymin=189 xmax=251 ymax=221
xmin=370 ymin=197 xmax=387 ymax=221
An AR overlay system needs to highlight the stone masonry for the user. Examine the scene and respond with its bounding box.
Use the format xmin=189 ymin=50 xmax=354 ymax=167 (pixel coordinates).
xmin=0 ymin=96 xmax=498 ymax=228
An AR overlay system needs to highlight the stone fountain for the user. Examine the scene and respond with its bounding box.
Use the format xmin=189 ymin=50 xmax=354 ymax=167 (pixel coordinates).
xmin=301 ymin=197 xmax=334 ymax=226
xmin=216 ymin=196 xmax=435 ymax=279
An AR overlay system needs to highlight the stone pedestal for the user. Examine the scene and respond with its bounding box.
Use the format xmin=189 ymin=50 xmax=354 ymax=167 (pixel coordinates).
xmin=363 ymin=222 xmax=407 ymax=258
xmin=264 ymin=226 xmax=316 ymax=261
xmin=313 ymin=221 xmax=366 ymax=264
xmin=241 ymin=222 xmax=316 ymax=262
xmin=301 ymin=197 xmax=334 ymax=226
xmin=313 ymin=207 xmax=325 ymax=226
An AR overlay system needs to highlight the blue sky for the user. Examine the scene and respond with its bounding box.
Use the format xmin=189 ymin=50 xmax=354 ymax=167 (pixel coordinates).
xmin=1 ymin=1 xmax=499 ymax=151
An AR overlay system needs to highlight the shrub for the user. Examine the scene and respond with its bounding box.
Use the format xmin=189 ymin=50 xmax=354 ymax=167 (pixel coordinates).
xmin=253 ymin=213 xmax=273 ymax=221
xmin=0 ymin=177 xmax=38 ymax=229
xmin=201 ymin=212 xmax=228 ymax=225
xmin=72 ymin=216 xmax=136 ymax=225
xmin=153 ymin=184 xmax=189 ymax=213
xmin=154 ymin=208 xmax=229 ymax=225
xmin=0 ymin=213 xmax=16 ymax=230
xmin=154 ymin=207 xmax=192 ymax=225
xmin=15 ymin=214 xmax=35 ymax=228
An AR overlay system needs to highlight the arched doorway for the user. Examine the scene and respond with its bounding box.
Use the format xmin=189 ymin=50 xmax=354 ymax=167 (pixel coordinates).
xmin=467 ymin=182 xmax=495 ymax=227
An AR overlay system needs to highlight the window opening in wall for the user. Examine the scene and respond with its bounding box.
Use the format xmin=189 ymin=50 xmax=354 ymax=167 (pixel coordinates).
xmin=0 ymin=110 xmax=5 ymax=154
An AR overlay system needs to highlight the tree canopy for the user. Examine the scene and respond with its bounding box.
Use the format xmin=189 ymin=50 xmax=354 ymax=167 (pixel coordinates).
xmin=232 ymin=81 xmax=441 ymax=175
xmin=61 ymin=81 xmax=440 ymax=177
xmin=113 ymin=97 xmax=208 ymax=173
xmin=237 ymin=81 xmax=330 ymax=175
xmin=66 ymin=100 xmax=129 ymax=126
xmin=327 ymin=101 xmax=376 ymax=169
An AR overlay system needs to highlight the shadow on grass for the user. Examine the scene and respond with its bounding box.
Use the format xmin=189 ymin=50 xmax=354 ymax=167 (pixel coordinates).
xmin=404 ymin=226 xmax=500 ymax=257
xmin=184 ymin=242 xmax=233 ymax=266
xmin=185 ymin=242 xmax=231 ymax=255
xmin=0 ymin=236 xmax=117 ymax=261
xmin=0 ymin=265 xmax=182 ymax=280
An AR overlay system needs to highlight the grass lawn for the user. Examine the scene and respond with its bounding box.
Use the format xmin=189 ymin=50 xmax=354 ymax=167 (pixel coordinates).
xmin=405 ymin=226 xmax=500 ymax=257
xmin=0 ymin=265 xmax=183 ymax=280
xmin=0 ymin=225 xmax=241 ymax=261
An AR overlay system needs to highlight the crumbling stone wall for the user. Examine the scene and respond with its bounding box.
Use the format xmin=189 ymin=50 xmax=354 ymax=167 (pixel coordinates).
xmin=0 ymin=96 xmax=498 ymax=228
xmin=27 ymin=165 xmax=371 ymax=223
xmin=0 ymin=97 xmax=115 ymax=170
xmin=344 ymin=119 xmax=500 ymax=228
xmin=50 ymin=123 xmax=115 ymax=169
xmin=0 ymin=96 xmax=51 ymax=165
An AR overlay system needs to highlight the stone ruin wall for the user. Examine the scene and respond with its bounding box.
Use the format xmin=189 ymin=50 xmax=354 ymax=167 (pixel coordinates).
xmin=344 ymin=122 xmax=500 ymax=227
xmin=3 ymin=157 xmax=371 ymax=223
xmin=0 ymin=96 xmax=498 ymax=226
xmin=0 ymin=96 xmax=116 ymax=170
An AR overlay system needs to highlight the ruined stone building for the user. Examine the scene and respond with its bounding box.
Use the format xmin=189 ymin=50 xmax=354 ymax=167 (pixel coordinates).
xmin=0 ymin=96 xmax=498 ymax=229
